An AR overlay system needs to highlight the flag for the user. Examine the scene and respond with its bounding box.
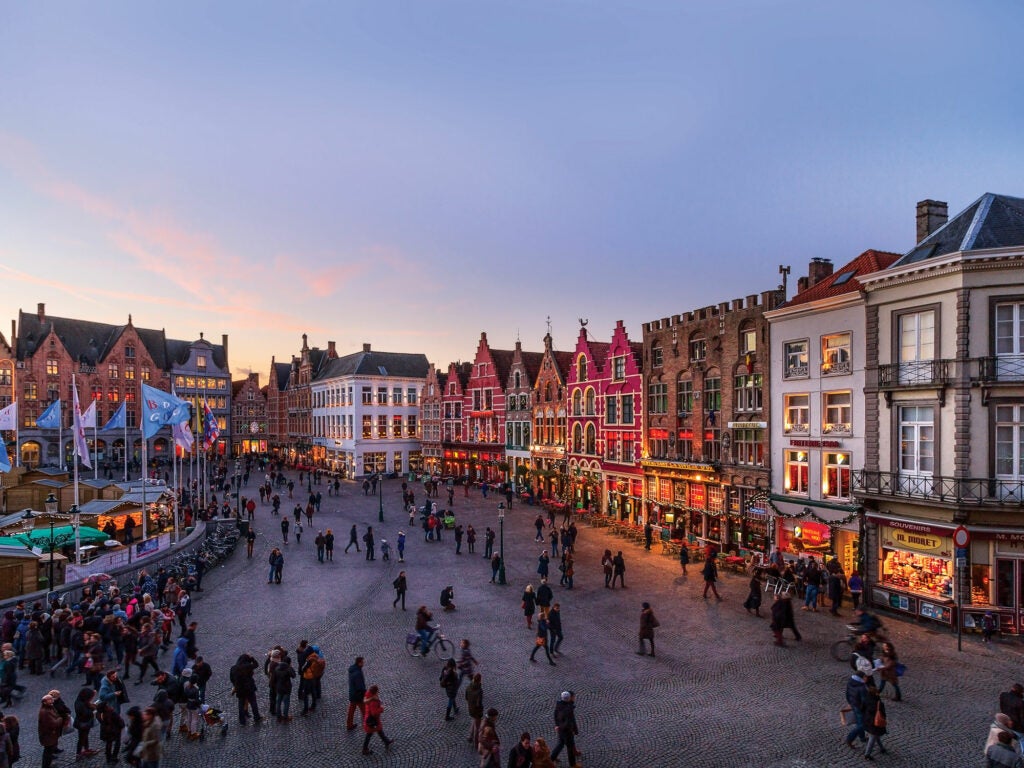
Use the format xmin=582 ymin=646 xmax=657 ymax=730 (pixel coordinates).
xmin=202 ymin=402 xmax=220 ymax=450
xmin=36 ymin=400 xmax=61 ymax=429
xmin=0 ymin=402 xmax=16 ymax=431
xmin=172 ymin=420 xmax=194 ymax=453
xmin=101 ymin=401 xmax=127 ymax=432
xmin=141 ymin=383 xmax=191 ymax=439
xmin=0 ymin=447 xmax=9 ymax=473
xmin=80 ymin=400 xmax=96 ymax=429
xmin=72 ymin=384 xmax=92 ymax=469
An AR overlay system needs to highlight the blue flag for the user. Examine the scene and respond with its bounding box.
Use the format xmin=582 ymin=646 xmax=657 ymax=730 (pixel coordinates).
xmin=36 ymin=400 xmax=61 ymax=429
xmin=141 ymin=383 xmax=191 ymax=439
xmin=101 ymin=402 xmax=127 ymax=432
xmin=0 ymin=447 xmax=10 ymax=473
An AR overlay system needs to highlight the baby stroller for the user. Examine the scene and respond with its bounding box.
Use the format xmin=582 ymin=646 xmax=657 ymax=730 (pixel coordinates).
xmin=199 ymin=705 xmax=229 ymax=740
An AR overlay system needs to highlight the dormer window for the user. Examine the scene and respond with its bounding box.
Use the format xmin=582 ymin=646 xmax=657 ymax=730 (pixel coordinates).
xmin=125 ymin=345 xmax=135 ymax=359
xmin=577 ymin=356 xmax=588 ymax=382
xmin=197 ymin=355 xmax=207 ymax=370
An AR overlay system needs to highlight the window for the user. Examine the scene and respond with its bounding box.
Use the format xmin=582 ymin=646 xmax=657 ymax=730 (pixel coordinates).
xmin=141 ymin=366 xmax=151 ymax=382
xmin=734 ymin=373 xmax=762 ymax=412
xmin=393 ymin=387 xmax=403 ymax=406
xmin=605 ymin=433 xmax=619 ymax=462
xmin=108 ymin=390 xmax=120 ymax=402
xmin=613 ymin=356 xmax=626 ymax=381
xmin=577 ymin=356 xmax=588 ymax=382
xmin=823 ymin=391 xmax=852 ymax=434
xmin=621 ymin=395 xmax=634 ymax=424
xmin=704 ymin=377 xmax=721 ymax=413
xmin=48 ymin=385 xmax=59 ymax=403
xmin=582 ymin=388 xmax=594 ymax=416
xmin=784 ymin=394 xmax=809 ymax=434
xmin=92 ymin=385 xmax=102 ymax=401
xmin=362 ymin=387 xmax=372 ymax=404
xmin=784 ymin=340 xmax=808 ymax=378
xmin=995 ymin=302 xmax=1024 ymax=380
xmin=572 ymin=390 xmax=582 ymax=417
xmin=572 ymin=424 xmax=583 ymax=453
xmin=125 ymin=345 xmax=135 ymax=359
xmin=996 ymin=406 xmax=1024 ymax=500
xmin=734 ymin=428 xmax=764 ymax=466
xmin=898 ymin=405 xmax=934 ymax=477
xmin=821 ymin=333 xmax=851 ymax=375
xmin=197 ymin=355 xmax=206 ymax=370
xmin=124 ymin=365 xmax=135 ymax=381
xmin=108 ymin=364 xmax=119 ymax=379
xmin=705 ymin=426 xmax=720 ymax=462
xmin=651 ymin=344 xmax=663 ymax=368
xmin=784 ymin=450 xmax=809 ymax=494
xmin=24 ymin=383 xmax=37 ymax=401
xmin=126 ymin=408 xmax=137 ymax=428
xmin=899 ymin=310 xmax=935 ymax=384
xmin=392 ymin=415 xmax=402 ymax=437
xmin=741 ymin=329 xmax=756 ymax=354
xmin=377 ymin=415 xmax=388 ymax=438
xmin=247 ymin=389 xmax=255 ymax=401
xmin=648 ymin=382 xmax=668 ymax=414
xmin=408 ymin=388 xmax=418 ymax=406
xmin=362 ymin=416 xmax=373 ymax=438
xmin=677 ymin=380 xmax=693 ymax=416
xmin=606 ymin=396 xmax=618 ymax=425
xmin=690 ymin=337 xmax=707 ymax=362
xmin=648 ymin=429 xmax=669 ymax=458
xmin=46 ymin=358 xmax=58 ymax=376
xmin=377 ymin=387 xmax=387 ymax=405
xmin=823 ymin=452 xmax=851 ymax=499
xmin=0 ymin=369 xmax=10 ymax=386
xmin=677 ymin=429 xmax=693 ymax=461
xmin=407 ymin=415 xmax=417 ymax=437
xmin=622 ymin=433 xmax=634 ymax=463
xmin=585 ymin=424 xmax=596 ymax=455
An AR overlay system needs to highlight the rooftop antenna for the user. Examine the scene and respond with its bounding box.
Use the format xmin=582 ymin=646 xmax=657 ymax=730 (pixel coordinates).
xmin=778 ymin=264 xmax=791 ymax=300
xmin=546 ymin=316 xmax=552 ymax=335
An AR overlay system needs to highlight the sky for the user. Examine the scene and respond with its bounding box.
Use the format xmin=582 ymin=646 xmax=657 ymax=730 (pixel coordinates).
xmin=1 ymin=1 xmax=1023 ymax=378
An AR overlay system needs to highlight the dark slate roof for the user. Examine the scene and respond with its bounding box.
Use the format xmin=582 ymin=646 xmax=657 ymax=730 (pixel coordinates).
xmin=273 ymin=362 xmax=291 ymax=391
xmin=553 ymin=351 xmax=574 ymax=381
xmin=15 ymin=310 xmax=225 ymax=370
xmin=308 ymin=348 xmax=332 ymax=377
xmin=490 ymin=349 xmax=515 ymax=387
xmin=521 ymin=352 xmax=544 ymax=383
xmin=166 ymin=338 xmax=227 ymax=370
xmin=896 ymin=193 xmax=1024 ymax=267
xmin=316 ymin=350 xmax=430 ymax=381
xmin=783 ymin=250 xmax=901 ymax=308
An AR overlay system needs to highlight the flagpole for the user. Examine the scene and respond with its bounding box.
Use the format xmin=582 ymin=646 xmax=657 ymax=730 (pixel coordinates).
xmin=122 ymin=411 xmax=127 ymax=482
xmin=93 ymin=416 xmax=98 ymax=481
xmin=172 ymin=435 xmax=179 ymax=544
xmin=141 ymin=380 xmax=147 ymax=542
xmin=72 ymin=376 xmax=81 ymax=565
xmin=14 ymin=399 xmax=19 ymax=468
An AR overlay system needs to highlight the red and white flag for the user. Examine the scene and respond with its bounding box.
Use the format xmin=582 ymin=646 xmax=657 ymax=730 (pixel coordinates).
xmin=0 ymin=402 xmax=16 ymax=431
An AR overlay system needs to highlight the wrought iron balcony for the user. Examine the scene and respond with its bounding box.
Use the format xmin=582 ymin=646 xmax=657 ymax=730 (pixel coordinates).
xmin=877 ymin=360 xmax=951 ymax=389
xmin=977 ymin=355 xmax=1024 ymax=384
xmin=854 ymin=469 xmax=1024 ymax=506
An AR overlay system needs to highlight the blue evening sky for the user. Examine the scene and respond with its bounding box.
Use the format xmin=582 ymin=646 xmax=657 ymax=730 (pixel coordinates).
xmin=0 ymin=1 xmax=1021 ymax=375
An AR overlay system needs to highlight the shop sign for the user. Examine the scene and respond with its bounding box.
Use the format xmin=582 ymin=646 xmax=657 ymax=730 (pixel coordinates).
xmin=727 ymin=421 xmax=767 ymax=429
xmin=920 ymin=602 xmax=951 ymax=622
xmin=789 ymin=439 xmax=842 ymax=448
xmin=880 ymin=525 xmax=952 ymax=556
xmin=868 ymin=516 xmax=953 ymax=537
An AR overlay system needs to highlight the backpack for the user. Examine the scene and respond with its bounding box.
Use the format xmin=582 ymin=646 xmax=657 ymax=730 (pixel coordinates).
xmin=305 ymin=655 xmax=325 ymax=680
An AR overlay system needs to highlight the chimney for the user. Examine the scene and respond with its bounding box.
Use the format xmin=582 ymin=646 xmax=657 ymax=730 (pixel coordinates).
xmin=37 ymin=303 xmax=45 ymax=322
xmin=796 ymin=276 xmax=809 ymax=294
xmin=222 ymin=334 xmax=229 ymax=366
xmin=808 ymin=258 xmax=833 ymax=287
xmin=916 ymin=199 xmax=948 ymax=243
xmin=328 ymin=340 xmax=336 ymax=357
xmin=362 ymin=343 xmax=371 ymax=353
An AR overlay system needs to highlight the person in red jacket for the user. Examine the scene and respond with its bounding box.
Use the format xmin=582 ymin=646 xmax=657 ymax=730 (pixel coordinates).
xmin=361 ymin=685 xmax=394 ymax=756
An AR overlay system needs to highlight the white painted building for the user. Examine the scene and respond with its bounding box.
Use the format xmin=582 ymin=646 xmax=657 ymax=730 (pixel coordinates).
xmin=311 ymin=343 xmax=429 ymax=478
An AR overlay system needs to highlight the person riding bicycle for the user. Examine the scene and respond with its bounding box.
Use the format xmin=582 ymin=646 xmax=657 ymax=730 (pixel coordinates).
xmin=850 ymin=607 xmax=883 ymax=636
xmin=415 ymin=606 xmax=435 ymax=655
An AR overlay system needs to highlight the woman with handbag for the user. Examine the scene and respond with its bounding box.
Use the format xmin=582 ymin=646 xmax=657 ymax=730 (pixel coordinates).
xmin=861 ymin=680 xmax=888 ymax=760
xmin=877 ymin=642 xmax=903 ymax=702
xmin=361 ymin=685 xmax=394 ymax=756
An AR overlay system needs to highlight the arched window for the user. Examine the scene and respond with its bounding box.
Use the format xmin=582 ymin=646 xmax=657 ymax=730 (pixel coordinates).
xmin=572 ymin=423 xmax=583 ymax=453
xmin=585 ymin=424 xmax=596 ymax=455
xmin=577 ymin=356 xmax=588 ymax=382
xmin=585 ymin=388 xmax=596 ymax=416
xmin=545 ymin=383 xmax=553 ymax=402
xmin=572 ymin=389 xmax=582 ymax=416
xmin=514 ymin=372 xmax=521 ymax=388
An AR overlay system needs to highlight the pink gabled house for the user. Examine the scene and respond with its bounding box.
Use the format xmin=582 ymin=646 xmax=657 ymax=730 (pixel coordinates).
xmin=565 ymin=325 xmax=610 ymax=511
xmin=461 ymin=332 xmax=513 ymax=485
xmin=600 ymin=320 xmax=645 ymax=522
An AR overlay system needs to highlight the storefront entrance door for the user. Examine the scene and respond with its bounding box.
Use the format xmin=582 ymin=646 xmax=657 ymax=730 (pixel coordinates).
xmin=995 ymin=558 xmax=1024 ymax=626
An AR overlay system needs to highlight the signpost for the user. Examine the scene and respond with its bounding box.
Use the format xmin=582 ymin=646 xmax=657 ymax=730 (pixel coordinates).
xmin=953 ymin=526 xmax=970 ymax=652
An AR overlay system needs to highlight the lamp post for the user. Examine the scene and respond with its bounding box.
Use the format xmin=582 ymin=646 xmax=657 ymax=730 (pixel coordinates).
xmin=234 ymin=459 xmax=241 ymax=520
xmin=377 ymin=462 xmax=384 ymax=523
xmin=497 ymin=502 xmax=507 ymax=585
xmin=71 ymin=503 xmax=81 ymax=565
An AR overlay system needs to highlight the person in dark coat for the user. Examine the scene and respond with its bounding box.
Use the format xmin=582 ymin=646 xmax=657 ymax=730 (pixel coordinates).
xmin=441 ymin=659 xmax=460 ymax=720
xmin=636 ymin=602 xmax=658 ymax=657
xmin=828 ymin=570 xmax=846 ymax=616
xmin=392 ymin=572 xmax=408 ymax=611
xmin=529 ymin=615 xmax=556 ymax=666
xmin=346 ymin=657 xmax=366 ymax=731
xmin=702 ymin=556 xmax=722 ymax=600
xmin=611 ymin=552 xmax=626 ymax=588
xmin=521 ymin=585 xmax=537 ymax=629
xmin=272 ymin=655 xmax=296 ymax=722
xmin=861 ymin=680 xmax=888 ymax=759
xmin=547 ymin=603 xmax=564 ymax=656
xmin=72 ymin=686 xmax=98 ymax=758
xmin=770 ymin=593 xmax=801 ymax=646
xmin=679 ymin=546 xmax=690 ymax=576
xmin=744 ymin=574 xmax=763 ymax=617
xmin=228 ymin=653 xmax=261 ymax=725
xmin=38 ymin=694 xmax=66 ymax=768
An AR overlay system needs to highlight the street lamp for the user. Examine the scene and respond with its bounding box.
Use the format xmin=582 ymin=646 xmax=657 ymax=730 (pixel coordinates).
xmin=70 ymin=504 xmax=81 ymax=565
xmin=234 ymin=459 xmax=241 ymax=520
xmin=497 ymin=502 xmax=507 ymax=585
xmin=41 ymin=493 xmax=71 ymax=590
xmin=377 ymin=462 xmax=384 ymax=523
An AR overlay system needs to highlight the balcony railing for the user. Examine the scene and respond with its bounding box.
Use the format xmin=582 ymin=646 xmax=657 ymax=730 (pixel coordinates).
xmin=854 ymin=469 xmax=1024 ymax=505
xmin=878 ymin=360 xmax=951 ymax=388
xmin=977 ymin=355 xmax=1024 ymax=383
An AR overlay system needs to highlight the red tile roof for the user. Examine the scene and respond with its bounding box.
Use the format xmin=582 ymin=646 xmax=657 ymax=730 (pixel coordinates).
xmin=783 ymin=250 xmax=901 ymax=308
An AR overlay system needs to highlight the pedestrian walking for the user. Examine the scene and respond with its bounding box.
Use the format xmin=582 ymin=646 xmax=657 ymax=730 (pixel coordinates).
xmin=392 ymin=571 xmax=407 ymax=610
xmin=535 ymin=515 xmax=545 ymax=542
xmin=490 ymin=554 xmax=501 ymax=582
xmin=363 ymin=526 xmax=376 ymax=561
xmin=294 ymin=521 xmax=303 ymax=545
xmin=529 ymin=615 xmax=556 ymax=665
xmin=548 ymin=603 xmax=564 ymax=655
xmin=522 ymin=585 xmax=536 ymax=629
xmin=702 ymin=555 xmax=722 ymax=600
xmin=465 ymin=673 xmax=483 ymax=748
xmin=877 ymin=641 xmax=903 ymax=702
xmin=550 ymin=691 xmax=579 ymax=767
xmin=361 ymin=685 xmax=394 ymax=755
xmin=828 ymin=569 xmax=845 ymax=616
xmin=397 ymin=530 xmax=406 ymax=562
xmin=848 ymin=569 xmax=863 ymax=611
xmin=345 ymin=524 xmax=360 ymax=553
xmin=137 ymin=707 xmax=162 ymax=768
xmin=272 ymin=548 xmax=284 ymax=584
xmin=844 ymin=668 xmax=870 ymax=749
xmin=484 ymin=528 xmax=495 ymax=559
xmin=324 ymin=529 xmax=335 ymax=560
xmin=550 ymin=529 xmax=559 ymax=558
xmin=246 ymin=527 xmax=256 ymax=558
xmin=346 ymin=657 xmax=366 ymax=731
xmin=563 ymin=554 xmax=575 ymax=589
xmin=601 ymin=549 xmax=613 ymax=588
xmin=611 ymin=551 xmax=626 ymax=589
xmin=478 ymin=708 xmax=501 ymax=768
xmin=679 ymin=545 xmax=689 ymax=576
xmin=315 ymin=531 xmax=326 ymax=563
xmin=293 ymin=505 xmax=302 ymax=525
xmin=454 ymin=524 xmax=464 ymax=554
xmin=636 ymin=602 xmax=659 ymax=657
xmin=456 ymin=639 xmax=477 ymax=685
xmin=466 ymin=525 xmax=476 ymax=554
xmin=744 ymin=573 xmax=763 ymax=617
xmin=280 ymin=517 xmax=290 ymax=545
xmin=862 ymin=679 xmax=888 ymax=759
xmin=380 ymin=538 xmax=391 ymax=561
xmin=537 ymin=551 xmax=550 ymax=580
xmin=440 ymin=659 xmax=460 ymax=720
xmin=769 ymin=592 xmax=801 ymax=645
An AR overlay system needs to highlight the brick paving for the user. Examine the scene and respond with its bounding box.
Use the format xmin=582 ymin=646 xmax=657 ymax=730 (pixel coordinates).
xmin=14 ymin=469 xmax=1019 ymax=767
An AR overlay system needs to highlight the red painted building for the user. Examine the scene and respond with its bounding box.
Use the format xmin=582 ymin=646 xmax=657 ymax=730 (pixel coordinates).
xmin=459 ymin=333 xmax=513 ymax=485
xmin=599 ymin=320 xmax=645 ymax=521
xmin=529 ymin=332 xmax=573 ymax=500
xmin=441 ymin=362 xmax=472 ymax=477
xmin=565 ymin=325 xmax=611 ymax=511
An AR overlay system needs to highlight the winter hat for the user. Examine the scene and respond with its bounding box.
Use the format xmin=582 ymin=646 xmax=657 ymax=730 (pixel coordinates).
xmin=180 ymin=668 xmax=192 ymax=678
xmin=560 ymin=691 xmax=571 ymax=701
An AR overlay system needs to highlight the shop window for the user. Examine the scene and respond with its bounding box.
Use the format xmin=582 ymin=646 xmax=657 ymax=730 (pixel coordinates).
xmin=785 ymin=393 xmax=809 ymax=434
xmin=377 ymin=415 xmax=388 ymax=438
xmin=392 ymin=415 xmax=402 ymax=437
xmin=734 ymin=373 xmax=762 ymax=412
xmin=784 ymin=339 xmax=808 ymax=379
xmin=648 ymin=383 xmax=668 ymax=415
xmin=822 ymin=452 xmax=851 ymax=499
xmin=821 ymin=333 xmax=851 ymax=375
xmin=881 ymin=548 xmax=952 ymax=600
xmin=784 ymin=450 xmax=809 ymax=494
xmin=823 ymin=391 xmax=851 ymax=434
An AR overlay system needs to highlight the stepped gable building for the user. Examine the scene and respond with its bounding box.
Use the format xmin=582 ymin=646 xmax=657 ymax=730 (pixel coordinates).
xmin=284 ymin=335 xmax=336 ymax=465
xmin=311 ymin=343 xmax=429 ymax=477
xmin=420 ymin=364 xmax=447 ymax=475
xmin=265 ymin=358 xmax=292 ymax=454
xmin=440 ymin=361 xmax=472 ymax=478
xmin=856 ymin=194 xmax=1024 ymax=632
xmin=504 ymin=340 xmax=544 ymax=490
xmin=766 ymin=250 xmax=900 ymax=577
xmin=232 ymin=373 xmax=269 ymax=456
xmin=11 ymin=303 xmax=230 ymax=468
xmin=600 ymin=320 xmax=644 ymax=522
xmin=459 ymin=332 xmax=514 ymax=486
xmin=529 ymin=332 xmax=573 ymax=500
xmin=640 ymin=288 xmax=781 ymax=553
xmin=565 ymin=324 xmax=611 ymax=512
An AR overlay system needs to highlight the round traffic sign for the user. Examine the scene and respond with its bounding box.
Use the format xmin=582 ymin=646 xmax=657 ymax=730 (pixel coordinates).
xmin=953 ymin=525 xmax=970 ymax=548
